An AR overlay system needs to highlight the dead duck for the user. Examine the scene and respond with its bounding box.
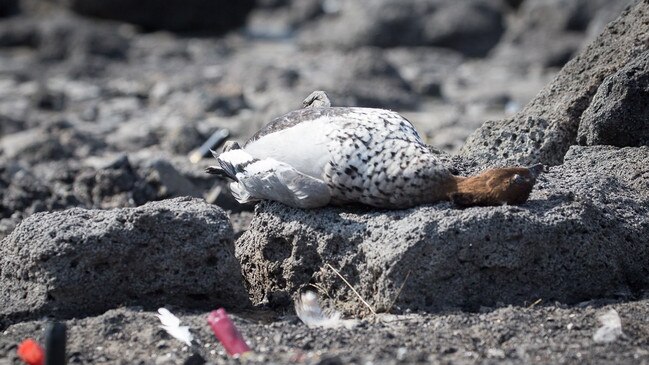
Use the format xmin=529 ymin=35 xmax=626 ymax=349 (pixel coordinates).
xmin=206 ymin=91 xmax=542 ymax=209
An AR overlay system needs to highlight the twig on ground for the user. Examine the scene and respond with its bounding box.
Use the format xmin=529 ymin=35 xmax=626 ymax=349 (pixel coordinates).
xmin=528 ymin=298 xmax=542 ymax=308
xmin=387 ymin=270 xmax=411 ymax=313
xmin=326 ymin=263 xmax=377 ymax=315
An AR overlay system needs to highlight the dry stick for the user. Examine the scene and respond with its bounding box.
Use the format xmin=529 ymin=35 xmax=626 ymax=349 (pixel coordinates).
xmin=387 ymin=270 xmax=411 ymax=313
xmin=528 ymin=298 xmax=542 ymax=308
xmin=326 ymin=263 xmax=377 ymax=315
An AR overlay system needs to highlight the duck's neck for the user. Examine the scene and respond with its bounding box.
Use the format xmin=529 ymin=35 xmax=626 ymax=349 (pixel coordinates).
xmin=452 ymin=175 xmax=488 ymax=195
xmin=444 ymin=173 xmax=499 ymax=206
xmin=446 ymin=167 xmax=535 ymax=207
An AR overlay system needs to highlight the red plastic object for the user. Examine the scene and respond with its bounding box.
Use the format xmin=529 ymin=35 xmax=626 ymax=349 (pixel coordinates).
xmin=207 ymin=309 xmax=251 ymax=356
xmin=17 ymin=339 xmax=44 ymax=365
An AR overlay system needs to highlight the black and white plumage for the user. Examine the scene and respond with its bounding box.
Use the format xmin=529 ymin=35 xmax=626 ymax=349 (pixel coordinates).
xmin=207 ymin=101 xmax=454 ymax=209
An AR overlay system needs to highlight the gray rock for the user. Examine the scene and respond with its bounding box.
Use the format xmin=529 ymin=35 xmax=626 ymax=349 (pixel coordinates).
xmin=461 ymin=1 xmax=649 ymax=166
xmin=236 ymin=146 xmax=649 ymax=313
xmin=138 ymin=158 xmax=202 ymax=199
xmin=161 ymin=124 xmax=203 ymax=155
xmin=246 ymin=0 xmax=323 ymax=38
xmin=318 ymin=48 xmax=418 ymax=109
xmin=72 ymin=155 xmax=204 ymax=209
xmin=0 ymin=114 xmax=25 ymax=138
xmin=33 ymin=85 xmax=66 ymax=111
xmin=0 ymin=197 xmax=250 ymax=326
xmin=420 ymin=0 xmax=505 ymax=57
xmin=203 ymin=87 xmax=249 ymax=117
xmin=0 ymin=159 xmax=82 ymax=240
xmin=72 ymin=155 xmax=149 ymax=209
xmin=37 ymin=15 xmax=133 ymax=62
xmin=492 ymin=0 xmax=631 ymax=69
xmin=297 ymin=0 xmax=505 ymax=57
xmin=18 ymin=14 xmax=133 ymax=62
xmin=0 ymin=121 xmax=104 ymax=164
xmin=0 ymin=16 xmax=38 ymax=47
xmin=385 ymin=47 xmax=464 ymax=97
xmin=577 ymin=50 xmax=649 ymax=147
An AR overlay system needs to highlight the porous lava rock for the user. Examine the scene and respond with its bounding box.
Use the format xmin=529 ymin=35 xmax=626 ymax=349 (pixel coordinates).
xmin=236 ymin=146 xmax=649 ymax=314
xmin=0 ymin=197 xmax=250 ymax=327
xmin=460 ymin=1 xmax=649 ymax=167
xmin=577 ymin=50 xmax=649 ymax=147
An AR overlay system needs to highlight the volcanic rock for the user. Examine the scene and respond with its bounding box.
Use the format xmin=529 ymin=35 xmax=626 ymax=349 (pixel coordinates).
xmin=0 ymin=197 xmax=250 ymax=327
xmin=461 ymin=1 xmax=649 ymax=166
xmin=236 ymin=146 xmax=649 ymax=314
xmin=577 ymin=50 xmax=649 ymax=147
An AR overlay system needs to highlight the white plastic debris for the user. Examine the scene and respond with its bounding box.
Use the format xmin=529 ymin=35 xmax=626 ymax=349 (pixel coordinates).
xmin=295 ymin=291 xmax=358 ymax=329
xmin=156 ymin=308 xmax=194 ymax=346
xmin=593 ymin=309 xmax=623 ymax=343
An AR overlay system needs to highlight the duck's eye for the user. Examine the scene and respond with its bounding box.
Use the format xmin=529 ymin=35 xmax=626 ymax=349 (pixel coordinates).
xmin=512 ymin=174 xmax=527 ymax=185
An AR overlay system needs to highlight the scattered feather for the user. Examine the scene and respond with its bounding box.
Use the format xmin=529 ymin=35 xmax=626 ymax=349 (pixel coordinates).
xmin=156 ymin=308 xmax=193 ymax=346
xmin=295 ymin=291 xmax=358 ymax=329
xmin=593 ymin=309 xmax=623 ymax=343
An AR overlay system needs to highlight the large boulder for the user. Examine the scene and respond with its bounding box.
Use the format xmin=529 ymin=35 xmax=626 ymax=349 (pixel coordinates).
xmin=236 ymin=146 xmax=649 ymax=314
xmin=460 ymin=1 xmax=649 ymax=167
xmin=0 ymin=197 xmax=250 ymax=327
xmin=577 ymin=50 xmax=649 ymax=147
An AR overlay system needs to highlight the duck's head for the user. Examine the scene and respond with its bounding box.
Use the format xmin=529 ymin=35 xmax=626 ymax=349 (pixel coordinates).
xmin=450 ymin=164 xmax=544 ymax=207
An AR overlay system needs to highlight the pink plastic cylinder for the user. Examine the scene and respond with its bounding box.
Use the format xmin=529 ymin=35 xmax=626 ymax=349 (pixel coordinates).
xmin=207 ymin=308 xmax=251 ymax=356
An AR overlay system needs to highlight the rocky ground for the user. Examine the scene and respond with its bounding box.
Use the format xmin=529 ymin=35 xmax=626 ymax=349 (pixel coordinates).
xmin=1 ymin=0 xmax=648 ymax=364
xmin=1 ymin=298 xmax=648 ymax=365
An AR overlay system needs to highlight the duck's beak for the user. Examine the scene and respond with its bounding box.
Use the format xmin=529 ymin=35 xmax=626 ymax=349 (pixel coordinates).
xmin=527 ymin=164 xmax=545 ymax=178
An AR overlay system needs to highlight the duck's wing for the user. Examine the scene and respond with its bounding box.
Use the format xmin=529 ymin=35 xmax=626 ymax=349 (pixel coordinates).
xmin=247 ymin=107 xmax=333 ymax=143
xmin=216 ymin=149 xmax=331 ymax=209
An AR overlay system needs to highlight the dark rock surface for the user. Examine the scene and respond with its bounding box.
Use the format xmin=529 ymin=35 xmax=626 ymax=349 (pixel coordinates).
xmin=237 ymin=146 xmax=649 ymax=313
xmin=0 ymin=153 xmax=204 ymax=240
xmin=461 ymin=0 xmax=648 ymax=167
xmin=56 ymin=0 xmax=255 ymax=33
xmin=0 ymin=0 xmax=17 ymax=17
xmin=0 ymin=197 xmax=250 ymax=327
xmin=577 ymin=50 xmax=649 ymax=147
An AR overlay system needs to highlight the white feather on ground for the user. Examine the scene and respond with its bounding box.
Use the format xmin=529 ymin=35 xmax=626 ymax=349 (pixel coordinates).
xmin=593 ymin=309 xmax=623 ymax=343
xmin=156 ymin=308 xmax=194 ymax=346
xmin=295 ymin=291 xmax=358 ymax=329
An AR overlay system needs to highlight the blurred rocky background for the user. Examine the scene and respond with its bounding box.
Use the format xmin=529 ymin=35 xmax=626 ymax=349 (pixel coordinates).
xmin=0 ymin=0 xmax=633 ymax=239
xmin=2 ymin=1 xmax=648 ymax=364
